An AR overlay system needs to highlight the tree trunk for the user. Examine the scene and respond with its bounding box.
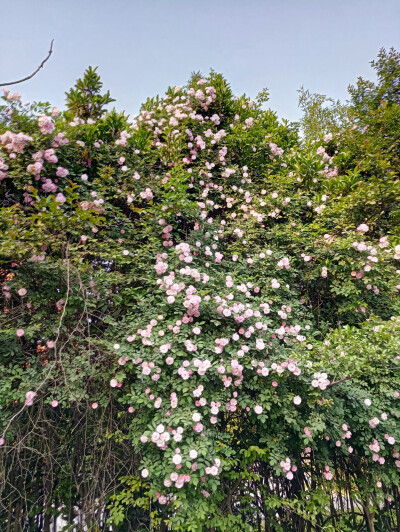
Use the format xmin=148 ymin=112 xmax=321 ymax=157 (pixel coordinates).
xmin=44 ymin=513 xmax=51 ymax=532
xmin=364 ymin=504 xmax=375 ymax=532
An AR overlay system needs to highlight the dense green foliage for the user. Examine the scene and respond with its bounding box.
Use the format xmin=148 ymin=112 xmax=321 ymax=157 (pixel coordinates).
xmin=0 ymin=49 xmax=400 ymax=531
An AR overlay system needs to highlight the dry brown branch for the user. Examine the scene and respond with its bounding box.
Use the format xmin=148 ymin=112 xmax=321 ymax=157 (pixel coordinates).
xmin=0 ymin=39 xmax=54 ymax=88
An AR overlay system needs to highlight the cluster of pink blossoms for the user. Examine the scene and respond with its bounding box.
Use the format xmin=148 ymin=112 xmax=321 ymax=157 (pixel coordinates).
xmin=311 ymin=372 xmax=330 ymax=390
xmin=280 ymin=458 xmax=297 ymax=480
xmin=38 ymin=115 xmax=55 ymax=134
xmin=0 ymin=131 xmax=33 ymax=154
xmin=25 ymin=391 xmax=37 ymax=406
xmin=0 ymin=156 xmax=8 ymax=181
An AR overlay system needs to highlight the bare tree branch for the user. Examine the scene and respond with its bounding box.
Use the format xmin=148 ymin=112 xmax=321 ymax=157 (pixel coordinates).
xmin=0 ymin=39 xmax=54 ymax=88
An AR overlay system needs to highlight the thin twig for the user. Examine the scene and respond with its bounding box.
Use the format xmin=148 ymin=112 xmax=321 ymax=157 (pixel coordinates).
xmin=0 ymin=39 xmax=54 ymax=87
xmin=327 ymin=376 xmax=349 ymax=388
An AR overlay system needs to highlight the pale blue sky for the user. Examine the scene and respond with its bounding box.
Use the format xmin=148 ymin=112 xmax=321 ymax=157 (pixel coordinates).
xmin=1 ymin=0 xmax=399 ymax=122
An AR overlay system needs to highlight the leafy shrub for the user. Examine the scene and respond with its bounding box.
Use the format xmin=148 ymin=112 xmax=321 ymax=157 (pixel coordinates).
xmin=0 ymin=52 xmax=400 ymax=531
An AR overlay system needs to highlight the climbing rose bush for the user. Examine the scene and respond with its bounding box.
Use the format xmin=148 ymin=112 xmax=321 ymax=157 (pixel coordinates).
xmin=1 ymin=53 xmax=400 ymax=531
